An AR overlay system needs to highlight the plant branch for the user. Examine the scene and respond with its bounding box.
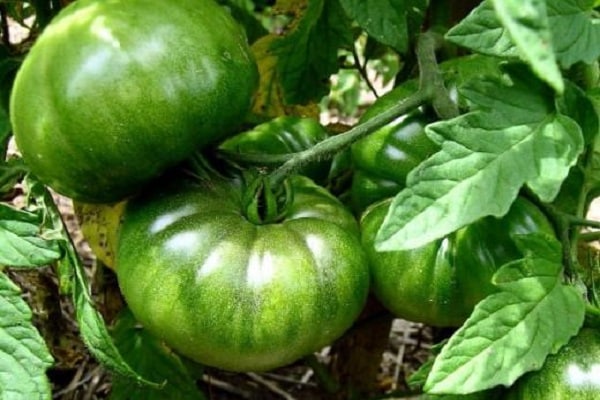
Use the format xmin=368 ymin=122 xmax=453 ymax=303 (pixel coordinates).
xmin=0 ymin=2 xmax=10 ymax=48
xmin=268 ymin=31 xmax=449 ymax=186
xmin=563 ymin=215 xmax=600 ymax=230
xmin=417 ymin=32 xmax=459 ymax=120
xmin=352 ymin=45 xmax=379 ymax=98
xmin=268 ymin=90 xmax=427 ymax=186
xmin=579 ymin=231 xmax=600 ymax=242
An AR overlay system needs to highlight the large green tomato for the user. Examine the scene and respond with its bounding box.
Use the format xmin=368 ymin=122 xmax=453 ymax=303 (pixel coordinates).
xmin=351 ymin=82 xmax=438 ymax=212
xmin=505 ymin=328 xmax=600 ymax=399
xmin=360 ymin=197 xmax=554 ymax=327
xmin=116 ymin=175 xmax=369 ymax=372
xmin=10 ymin=0 xmax=258 ymax=203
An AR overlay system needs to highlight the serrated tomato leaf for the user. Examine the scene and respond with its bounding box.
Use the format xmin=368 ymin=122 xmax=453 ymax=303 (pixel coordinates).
xmin=448 ymin=0 xmax=600 ymax=70
xmin=0 ymin=272 xmax=53 ymax=400
xmin=0 ymin=203 xmax=61 ymax=268
xmin=67 ymin=247 xmax=161 ymax=388
xmin=424 ymin=234 xmax=585 ymax=394
xmin=110 ymin=309 xmax=205 ymax=400
xmin=25 ymin=179 xmax=160 ymax=388
xmin=375 ymin=65 xmax=583 ymax=251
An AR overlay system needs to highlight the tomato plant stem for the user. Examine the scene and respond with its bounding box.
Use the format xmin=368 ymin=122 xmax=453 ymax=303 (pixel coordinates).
xmin=269 ymin=32 xmax=452 ymax=187
xmin=269 ymin=90 xmax=428 ymax=186
xmin=579 ymin=231 xmax=600 ymax=242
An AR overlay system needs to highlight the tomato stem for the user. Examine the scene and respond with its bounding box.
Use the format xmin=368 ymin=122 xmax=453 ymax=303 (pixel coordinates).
xmin=269 ymin=31 xmax=455 ymax=187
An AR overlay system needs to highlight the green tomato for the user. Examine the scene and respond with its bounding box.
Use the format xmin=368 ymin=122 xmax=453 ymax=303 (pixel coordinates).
xmin=505 ymin=328 xmax=600 ymax=399
xmin=219 ymin=116 xmax=330 ymax=182
xmin=360 ymin=197 xmax=554 ymax=327
xmin=116 ymin=175 xmax=369 ymax=372
xmin=351 ymin=82 xmax=438 ymax=212
xmin=10 ymin=0 xmax=258 ymax=203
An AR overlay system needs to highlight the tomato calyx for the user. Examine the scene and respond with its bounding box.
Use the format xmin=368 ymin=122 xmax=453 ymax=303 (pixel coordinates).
xmin=242 ymin=172 xmax=294 ymax=225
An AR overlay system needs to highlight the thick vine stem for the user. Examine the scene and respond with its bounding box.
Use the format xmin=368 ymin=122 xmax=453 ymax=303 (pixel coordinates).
xmin=416 ymin=32 xmax=459 ymax=120
xmin=268 ymin=31 xmax=453 ymax=187
xmin=268 ymin=91 xmax=428 ymax=186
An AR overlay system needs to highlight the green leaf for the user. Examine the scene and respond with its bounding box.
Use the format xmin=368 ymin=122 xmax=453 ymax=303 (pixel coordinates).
xmin=407 ymin=340 xmax=447 ymax=390
xmin=545 ymin=0 xmax=600 ymax=67
xmin=25 ymin=179 xmax=160 ymax=387
xmin=0 ymin=203 xmax=62 ymax=268
xmin=110 ymin=309 xmax=206 ymax=400
xmin=375 ymin=65 xmax=583 ymax=251
xmin=448 ymin=0 xmax=600 ymax=73
xmin=339 ymin=0 xmax=427 ymax=53
xmin=445 ymin=1 xmax=518 ymax=58
xmin=491 ymin=0 xmax=563 ymax=93
xmin=271 ymin=0 xmax=353 ymax=104
xmin=424 ymin=234 xmax=585 ymax=394
xmin=0 ymin=272 xmax=53 ymax=400
xmin=556 ymin=81 xmax=599 ymax=145
xmin=71 ymin=256 xmax=157 ymax=386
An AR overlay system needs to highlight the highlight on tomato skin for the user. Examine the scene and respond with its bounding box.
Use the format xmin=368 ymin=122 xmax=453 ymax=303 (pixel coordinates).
xmin=9 ymin=0 xmax=259 ymax=204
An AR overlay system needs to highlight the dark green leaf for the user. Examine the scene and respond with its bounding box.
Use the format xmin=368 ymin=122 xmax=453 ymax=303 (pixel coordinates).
xmin=556 ymin=80 xmax=600 ymax=145
xmin=0 ymin=203 xmax=61 ymax=268
xmin=0 ymin=158 xmax=27 ymax=196
xmin=0 ymin=272 xmax=53 ymax=399
xmin=407 ymin=340 xmax=447 ymax=390
xmin=70 ymin=248 xmax=160 ymax=388
xmin=110 ymin=309 xmax=205 ymax=400
xmin=271 ymin=0 xmax=353 ymax=104
xmin=552 ymin=82 xmax=599 ymax=213
xmin=339 ymin=0 xmax=427 ymax=53
xmin=425 ymin=234 xmax=585 ymax=394
xmin=375 ymin=65 xmax=583 ymax=251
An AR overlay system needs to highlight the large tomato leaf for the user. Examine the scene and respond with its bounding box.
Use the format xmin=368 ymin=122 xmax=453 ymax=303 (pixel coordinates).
xmin=0 ymin=203 xmax=62 ymax=268
xmin=424 ymin=234 xmax=585 ymax=394
xmin=448 ymin=0 xmax=600 ymax=71
xmin=0 ymin=272 xmax=53 ymax=400
xmin=110 ymin=309 xmax=205 ymax=400
xmin=338 ymin=0 xmax=427 ymax=53
xmin=375 ymin=64 xmax=583 ymax=251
